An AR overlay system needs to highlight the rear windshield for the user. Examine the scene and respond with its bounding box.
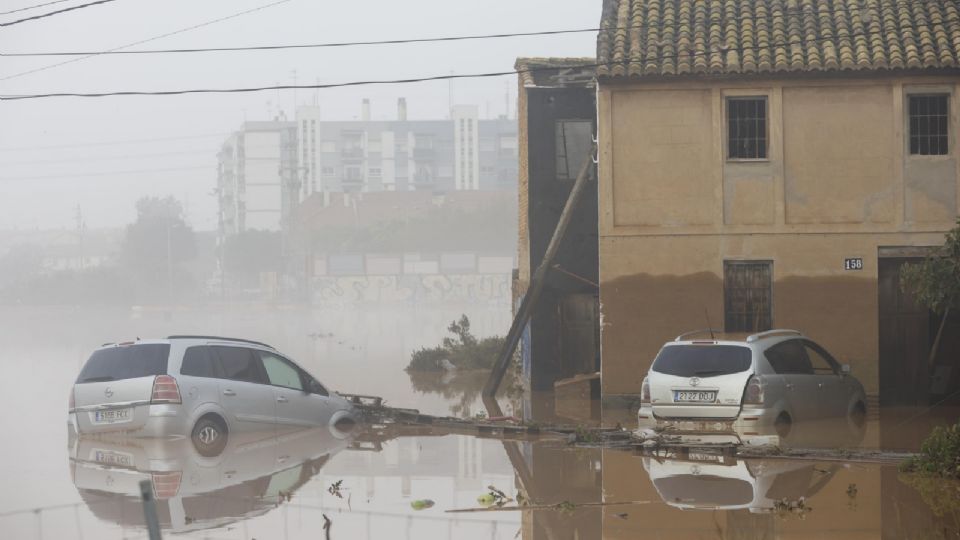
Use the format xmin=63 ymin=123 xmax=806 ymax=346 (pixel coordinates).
xmin=76 ymin=344 xmax=170 ymax=383
xmin=651 ymin=345 xmax=752 ymax=378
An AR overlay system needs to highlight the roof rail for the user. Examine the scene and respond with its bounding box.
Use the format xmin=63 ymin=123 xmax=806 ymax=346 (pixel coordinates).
xmin=746 ymin=329 xmax=802 ymax=343
xmin=674 ymin=329 xmax=719 ymax=342
xmin=166 ymin=335 xmax=276 ymax=349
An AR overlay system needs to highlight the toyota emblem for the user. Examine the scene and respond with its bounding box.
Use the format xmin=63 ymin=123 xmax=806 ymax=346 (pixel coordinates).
xmin=104 ymin=387 xmax=114 ymax=398
xmin=689 ymin=377 xmax=701 ymax=387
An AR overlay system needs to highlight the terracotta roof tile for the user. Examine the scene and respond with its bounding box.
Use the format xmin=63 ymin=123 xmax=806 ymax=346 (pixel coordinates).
xmin=597 ymin=0 xmax=960 ymax=78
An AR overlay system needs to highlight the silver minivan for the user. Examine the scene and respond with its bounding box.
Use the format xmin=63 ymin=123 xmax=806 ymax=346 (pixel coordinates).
xmin=67 ymin=336 xmax=356 ymax=456
xmin=636 ymin=329 xmax=867 ymax=443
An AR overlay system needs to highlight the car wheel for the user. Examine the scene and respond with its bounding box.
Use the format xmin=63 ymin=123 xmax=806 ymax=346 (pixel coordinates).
xmin=850 ymin=402 xmax=867 ymax=429
xmin=774 ymin=413 xmax=792 ymax=439
xmin=192 ymin=416 xmax=228 ymax=457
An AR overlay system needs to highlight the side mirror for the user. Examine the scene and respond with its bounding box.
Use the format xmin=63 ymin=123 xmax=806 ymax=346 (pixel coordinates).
xmin=841 ymin=364 xmax=851 ymax=375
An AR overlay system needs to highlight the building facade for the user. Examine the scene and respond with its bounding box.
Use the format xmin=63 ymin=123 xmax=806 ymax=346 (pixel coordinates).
xmin=595 ymin=0 xmax=960 ymax=414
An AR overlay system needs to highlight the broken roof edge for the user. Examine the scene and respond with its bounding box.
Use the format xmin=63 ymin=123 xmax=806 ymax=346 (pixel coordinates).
xmin=515 ymin=57 xmax=598 ymax=88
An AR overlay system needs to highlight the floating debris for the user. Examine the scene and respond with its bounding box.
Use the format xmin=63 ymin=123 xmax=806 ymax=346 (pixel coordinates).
xmin=411 ymin=499 xmax=435 ymax=510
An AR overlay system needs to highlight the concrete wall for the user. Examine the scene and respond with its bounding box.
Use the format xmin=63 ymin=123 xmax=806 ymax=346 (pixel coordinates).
xmin=598 ymin=76 xmax=960 ymax=405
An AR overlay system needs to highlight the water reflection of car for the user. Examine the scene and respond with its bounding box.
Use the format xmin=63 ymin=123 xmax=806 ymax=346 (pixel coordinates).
xmin=636 ymin=329 xmax=867 ymax=442
xmin=68 ymin=336 xmax=356 ymax=456
xmin=70 ymin=426 xmax=353 ymax=534
xmin=642 ymin=452 xmax=839 ymax=512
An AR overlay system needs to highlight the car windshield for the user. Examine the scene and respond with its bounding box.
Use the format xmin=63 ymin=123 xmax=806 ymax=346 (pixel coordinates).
xmin=76 ymin=344 xmax=171 ymax=383
xmin=651 ymin=345 xmax=752 ymax=378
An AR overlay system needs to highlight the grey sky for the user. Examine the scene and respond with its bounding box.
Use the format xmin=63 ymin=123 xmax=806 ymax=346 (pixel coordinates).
xmin=0 ymin=0 xmax=597 ymax=231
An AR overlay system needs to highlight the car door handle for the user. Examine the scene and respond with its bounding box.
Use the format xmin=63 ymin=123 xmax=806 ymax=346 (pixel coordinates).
xmin=785 ymin=383 xmax=794 ymax=390
xmin=818 ymin=383 xmax=824 ymax=389
xmin=222 ymin=389 xmax=236 ymax=396
xmin=277 ymin=396 xmax=288 ymax=403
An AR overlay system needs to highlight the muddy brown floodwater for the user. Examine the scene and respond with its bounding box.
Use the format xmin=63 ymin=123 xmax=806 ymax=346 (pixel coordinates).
xmin=2 ymin=305 xmax=959 ymax=539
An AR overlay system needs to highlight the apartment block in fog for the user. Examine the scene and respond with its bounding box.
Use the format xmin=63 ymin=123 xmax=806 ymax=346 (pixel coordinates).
xmin=294 ymin=99 xmax=518 ymax=196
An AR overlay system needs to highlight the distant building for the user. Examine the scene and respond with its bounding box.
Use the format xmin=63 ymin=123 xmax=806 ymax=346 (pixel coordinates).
xmin=216 ymin=118 xmax=298 ymax=236
xmin=293 ymin=99 xmax=518 ymax=196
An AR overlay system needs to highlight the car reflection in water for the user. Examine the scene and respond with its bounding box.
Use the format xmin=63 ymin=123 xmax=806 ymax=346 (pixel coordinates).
xmin=69 ymin=422 xmax=356 ymax=535
xmin=643 ymin=451 xmax=840 ymax=513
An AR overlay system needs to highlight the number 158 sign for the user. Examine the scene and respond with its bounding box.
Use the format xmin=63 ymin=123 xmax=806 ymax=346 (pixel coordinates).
xmin=844 ymin=258 xmax=864 ymax=271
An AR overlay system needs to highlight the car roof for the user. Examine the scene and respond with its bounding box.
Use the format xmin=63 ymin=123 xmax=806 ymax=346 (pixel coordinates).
xmin=97 ymin=336 xmax=276 ymax=350
xmin=667 ymin=329 xmax=808 ymax=349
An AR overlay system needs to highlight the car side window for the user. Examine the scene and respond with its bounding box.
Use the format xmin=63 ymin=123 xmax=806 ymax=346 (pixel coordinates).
xmin=260 ymin=353 xmax=305 ymax=391
xmin=302 ymin=371 xmax=328 ymax=396
xmin=211 ymin=346 xmax=266 ymax=384
xmin=804 ymin=341 xmax=839 ymax=375
xmin=180 ymin=346 xmax=220 ymax=378
xmin=764 ymin=340 xmax=813 ymax=375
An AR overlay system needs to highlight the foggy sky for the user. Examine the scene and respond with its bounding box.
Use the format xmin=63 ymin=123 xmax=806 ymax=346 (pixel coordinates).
xmin=0 ymin=0 xmax=597 ymax=231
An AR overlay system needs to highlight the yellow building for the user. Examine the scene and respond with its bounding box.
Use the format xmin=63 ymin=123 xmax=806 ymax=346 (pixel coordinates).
xmin=595 ymin=0 xmax=960 ymax=416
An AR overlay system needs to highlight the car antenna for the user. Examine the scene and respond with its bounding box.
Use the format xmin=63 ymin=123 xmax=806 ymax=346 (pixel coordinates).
xmin=704 ymin=308 xmax=716 ymax=340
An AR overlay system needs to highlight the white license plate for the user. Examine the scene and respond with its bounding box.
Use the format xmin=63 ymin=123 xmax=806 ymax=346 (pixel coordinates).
xmin=674 ymin=391 xmax=717 ymax=403
xmin=91 ymin=449 xmax=135 ymax=467
xmin=92 ymin=408 xmax=132 ymax=424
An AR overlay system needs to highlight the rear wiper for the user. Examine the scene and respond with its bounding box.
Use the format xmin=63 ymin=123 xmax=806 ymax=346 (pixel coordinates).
xmin=80 ymin=376 xmax=115 ymax=382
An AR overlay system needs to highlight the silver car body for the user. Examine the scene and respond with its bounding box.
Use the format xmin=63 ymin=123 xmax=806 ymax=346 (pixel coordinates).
xmin=67 ymin=337 xmax=356 ymax=441
xmin=636 ymin=329 xmax=867 ymax=443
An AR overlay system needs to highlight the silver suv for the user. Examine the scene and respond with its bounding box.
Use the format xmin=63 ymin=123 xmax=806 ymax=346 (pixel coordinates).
xmin=636 ymin=329 xmax=867 ymax=443
xmin=67 ymin=336 xmax=356 ymax=456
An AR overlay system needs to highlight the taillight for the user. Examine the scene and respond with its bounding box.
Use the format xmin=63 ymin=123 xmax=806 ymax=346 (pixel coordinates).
xmin=68 ymin=388 xmax=75 ymax=410
xmin=151 ymin=375 xmax=181 ymax=404
xmin=641 ymin=378 xmax=651 ymax=404
xmin=743 ymin=376 xmax=764 ymax=405
xmin=152 ymin=471 xmax=182 ymax=499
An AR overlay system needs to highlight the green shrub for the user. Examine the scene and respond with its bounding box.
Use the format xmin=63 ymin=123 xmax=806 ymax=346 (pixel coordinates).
xmin=901 ymin=423 xmax=960 ymax=478
xmin=405 ymin=315 xmax=505 ymax=372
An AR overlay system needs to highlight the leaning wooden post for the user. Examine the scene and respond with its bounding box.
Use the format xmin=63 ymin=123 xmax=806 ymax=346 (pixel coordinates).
xmin=483 ymin=144 xmax=596 ymax=397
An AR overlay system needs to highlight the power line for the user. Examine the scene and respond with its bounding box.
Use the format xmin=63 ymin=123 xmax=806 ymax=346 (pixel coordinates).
xmin=4 ymin=24 xmax=957 ymax=102
xmin=0 ymin=0 xmax=943 ymax=57
xmin=0 ymin=165 xmax=209 ymax=181
xmin=0 ymin=26 xmax=613 ymax=57
xmin=0 ymin=0 xmax=294 ymax=82
xmin=0 ymin=132 xmax=228 ymax=151
xmin=0 ymin=0 xmax=74 ymax=16
xmin=0 ymin=0 xmax=122 ymax=27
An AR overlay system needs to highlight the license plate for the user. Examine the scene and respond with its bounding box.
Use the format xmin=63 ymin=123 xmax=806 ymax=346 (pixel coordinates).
xmin=673 ymin=391 xmax=717 ymax=402
xmin=91 ymin=449 xmax=134 ymax=467
xmin=92 ymin=408 xmax=132 ymax=424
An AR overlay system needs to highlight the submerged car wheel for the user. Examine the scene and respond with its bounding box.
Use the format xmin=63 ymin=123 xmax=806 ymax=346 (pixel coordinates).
xmin=192 ymin=416 xmax=228 ymax=457
xmin=774 ymin=413 xmax=793 ymax=439
xmin=850 ymin=402 xmax=867 ymax=428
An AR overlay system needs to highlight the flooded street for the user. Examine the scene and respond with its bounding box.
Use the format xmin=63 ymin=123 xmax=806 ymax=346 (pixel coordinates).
xmin=0 ymin=306 xmax=957 ymax=539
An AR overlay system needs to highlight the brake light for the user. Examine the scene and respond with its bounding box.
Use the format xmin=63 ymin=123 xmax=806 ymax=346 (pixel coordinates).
xmin=151 ymin=375 xmax=181 ymax=404
xmin=743 ymin=376 xmax=764 ymax=405
xmin=68 ymin=388 xmax=75 ymax=410
xmin=152 ymin=471 xmax=182 ymax=499
xmin=641 ymin=378 xmax=651 ymax=404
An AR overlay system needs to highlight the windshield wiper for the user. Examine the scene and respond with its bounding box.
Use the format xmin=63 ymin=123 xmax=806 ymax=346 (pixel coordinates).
xmin=80 ymin=376 xmax=115 ymax=383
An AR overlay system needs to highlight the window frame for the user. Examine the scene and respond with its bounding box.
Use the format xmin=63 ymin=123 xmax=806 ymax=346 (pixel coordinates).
xmin=723 ymin=260 xmax=774 ymax=333
xmin=554 ymin=118 xmax=594 ymax=181
xmin=725 ymin=95 xmax=770 ymax=162
xmin=179 ymin=345 xmax=224 ymax=379
xmin=764 ymin=339 xmax=813 ymax=375
xmin=209 ymin=346 xmax=269 ymax=385
xmin=802 ymin=339 xmax=841 ymax=375
xmin=906 ymin=91 xmax=952 ymax=157
xmin=258 ymin=351 xmax=308 ymax=392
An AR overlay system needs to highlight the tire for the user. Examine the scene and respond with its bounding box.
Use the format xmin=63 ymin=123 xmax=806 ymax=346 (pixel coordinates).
xmin=774 ymin=413 xmax=792 ymax=439
xmin=191 ymin=416 xmax=228 ymax=457
xmin=850 ymin=402 xmax=867 ymax=429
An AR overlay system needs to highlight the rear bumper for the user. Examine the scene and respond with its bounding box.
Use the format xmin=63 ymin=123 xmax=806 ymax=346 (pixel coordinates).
xmin=636 ymin=405 xmax=781 ymax=445
xmin=70 ymin=404 xmax=190 ymax=439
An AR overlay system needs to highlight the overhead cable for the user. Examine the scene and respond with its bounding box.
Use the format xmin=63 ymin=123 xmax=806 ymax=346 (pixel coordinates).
xmin=0 ymin=0 xmax=122 ymax=27
xmin=0 ymin=0 xmax=946 ymax=57
xmin=3 ymin=25 xmax=955 ymax=101
xmin=0 ymin=0 xmax=294 ymax=82
xmin=0 ymin=0 xmax=74 ymax=16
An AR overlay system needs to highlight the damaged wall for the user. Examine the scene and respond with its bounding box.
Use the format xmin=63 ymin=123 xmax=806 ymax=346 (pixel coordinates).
xmin=597 ymin=76 xmax=960 ymax=411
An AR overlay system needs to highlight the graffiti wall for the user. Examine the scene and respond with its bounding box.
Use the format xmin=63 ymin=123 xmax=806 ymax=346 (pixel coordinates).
xmin=310 ymin=274 xmax=511 ymax=307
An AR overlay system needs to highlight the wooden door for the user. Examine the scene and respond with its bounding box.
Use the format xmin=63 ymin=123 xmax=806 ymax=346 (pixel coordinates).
xmin=878 ymin=257 xmax=930 ymax=406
